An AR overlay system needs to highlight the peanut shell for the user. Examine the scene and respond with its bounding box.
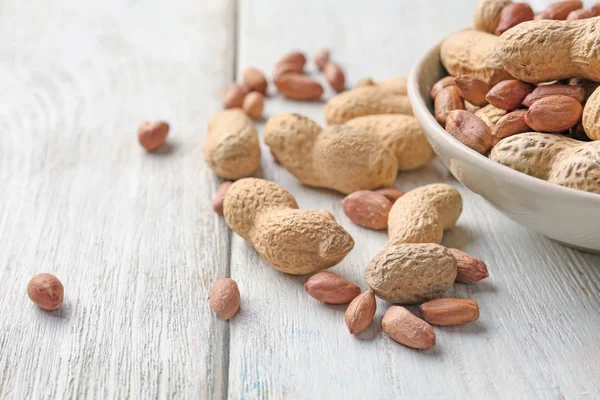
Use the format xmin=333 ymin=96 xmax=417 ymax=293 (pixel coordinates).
xmin=203 ymin=110 xmax=261 ymax=179
xmin=366 ymin=243 xmax=457 ymax=304
xmin=325 ymin=86 xmax=412 ymax=125
xmin=223 ymin=178 xmax=355 ymax=274
xmin=264 ymin=113 xmax=398 ymax=194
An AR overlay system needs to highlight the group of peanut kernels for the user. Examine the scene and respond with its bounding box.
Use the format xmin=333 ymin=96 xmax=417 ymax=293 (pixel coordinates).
xmin=436 ymin=0 xmax=600 ymax=195
xmin=221 ymin=48 xmax=346 ymax=120
xmin=200 ymin=44 xmax=488 ymax=350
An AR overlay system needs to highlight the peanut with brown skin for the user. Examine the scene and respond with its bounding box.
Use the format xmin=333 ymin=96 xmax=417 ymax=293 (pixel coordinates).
xmin=27 ymin=273 xmax=64 ymax=311
xmin=342 ymin=191 xmax=392 ymax=230
xmin=522 ymin=85 xmax=586 ymax=107
xmin=455 ymin=76 xmax=491 ymax=107
xmin=242 ymin=92 xmax=264 ymax=119
xmin=210 ymin=278 xmax=240 ymax=320
xmin=569 ymin=78 xmax=600 ymax=102
xmin=345 ymin=291 xmax=377 ymax=334
xmin=272 ymin=62 xmax=302 ymax=81
xmin=540 ymin=1 xmax=583 ymax=20
xmin=242 ymin=67 xmax=268 ymax=95
xmin=449 ymin=248 xmax=489 ymax=283
xmin=382 ymin=306 xmax=436 ymax=349
xmin=275 ymin=73 xmax=323 ymax=101
xmin=212 ymin=181 xmax=233 ymax=216
xmin=430 ymin=76 xmax=456 ymax=99
xmin=375 ymin=188 xmax=405 ymax=203
xmin=525 ymin=95 xmax=583 ymax=133
xmin=496 ymin=3 xmax=534 ymax=34
xmin=314 ymin=48 xmax=330 ymax=71
xmin=223 ymin=83 xmax=249 ymax=109
xmin=138 ymin=120 xmax=169 ymax=152
xmin=445 ymin=110 xmax=493 ymax=154
xmin=566 ymin=8 xmax=596 ymax=20
xmin=304 ymin=272 xmax=361 ymax=304
xmin=324 ymin=63 xmax=345 ymax=92
xmin=275 ymin=51 xmax=306 ymax=72
xmin=434 ymin=86 xmax=465 ymax=125
xmin=492 ymin=110 xmax=529 ymax=144
xmin=419 ymin=298 xmax=480 ymax=326
xmin=486 ymin=80 xmax=534 ymax=110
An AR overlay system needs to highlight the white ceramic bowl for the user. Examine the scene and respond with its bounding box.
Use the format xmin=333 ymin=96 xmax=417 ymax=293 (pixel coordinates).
xmin=408 ymin=42 xmax=600 ymax=252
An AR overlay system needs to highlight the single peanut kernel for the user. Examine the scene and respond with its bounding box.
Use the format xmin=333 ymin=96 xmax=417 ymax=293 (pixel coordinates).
xmin=138 ymin=120 xmax=169 ymax=151
xmin=242 ymin=92 xmax=264 ymax=119
xmin=27 ymin=273 xmax=64 ymax=310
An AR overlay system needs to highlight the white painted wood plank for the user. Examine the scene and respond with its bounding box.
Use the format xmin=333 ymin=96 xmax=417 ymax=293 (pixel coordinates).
xmin=0 ymin=0 xmax=235 ymax=398
xmin=230 ymin=1 xmax=600 ymax=399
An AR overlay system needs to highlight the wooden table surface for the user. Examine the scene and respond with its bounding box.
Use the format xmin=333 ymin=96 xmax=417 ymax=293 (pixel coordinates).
xmin=1 ymin=0 xmax=599 ymax=399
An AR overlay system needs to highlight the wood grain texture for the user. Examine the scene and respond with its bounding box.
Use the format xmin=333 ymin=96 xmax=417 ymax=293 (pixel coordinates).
xmin=230 ymin=1 xmax=600 ymax=399
xmin=1 ymin=0 xmax=600 ymax=399
xmin=0 ymin=0 xmax=234 ymax=398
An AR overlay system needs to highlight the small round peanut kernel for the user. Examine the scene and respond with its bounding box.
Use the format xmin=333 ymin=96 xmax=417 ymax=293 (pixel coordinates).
xmin=138 ymin=120 xmax=169 ymax=151
xmin=27 ymin=273 xmax=64 ymax=311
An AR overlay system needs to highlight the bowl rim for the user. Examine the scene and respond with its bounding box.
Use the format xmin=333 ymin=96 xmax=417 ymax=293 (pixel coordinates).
xmin=407 ymin=40 xmax=600 ymax=204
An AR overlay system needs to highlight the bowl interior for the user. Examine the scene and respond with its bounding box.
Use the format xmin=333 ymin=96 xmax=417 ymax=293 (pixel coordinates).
xmin=407 ymin=41 xmax=600 ymax=251
xmin=408 ymin=42 xmax=600 ymax=203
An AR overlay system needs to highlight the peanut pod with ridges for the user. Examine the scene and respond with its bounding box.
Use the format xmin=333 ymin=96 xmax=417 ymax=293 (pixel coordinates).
xmin=497 ymin=18 xmax=600 ymax=83
xmin=388 ymin=184 xmax=463 ymax=245
xmin=583 ymin=86 xmax=600 ymax=141
xmin=345 ymin=114 xmax=434 ymax=171
xmin=490 ymin=133 xmax=600 ymax=194
xmin=366 ymin=243 xmax=458 ymax=304
xmin=440 ymin=29 xmax=513 ymax=85
xmin=264 ymin=113 xmax=398 ymax=194
xmin=203 ymin=110 xmax=261 ymax=179
xmin=324 ymin=86 xmax=413 ymax=125
xmin=223 ymin=178 xmax=355 ymax=274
